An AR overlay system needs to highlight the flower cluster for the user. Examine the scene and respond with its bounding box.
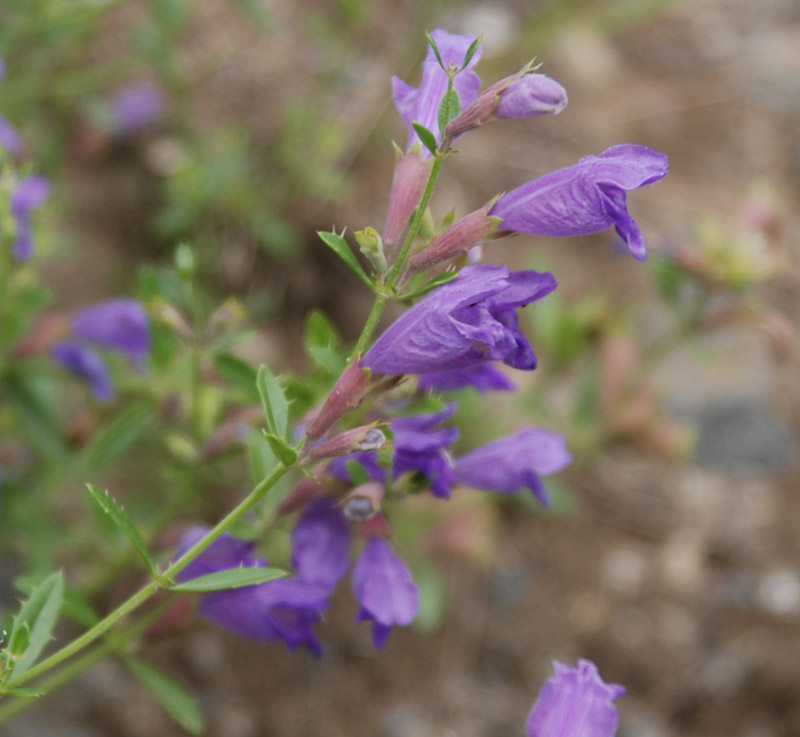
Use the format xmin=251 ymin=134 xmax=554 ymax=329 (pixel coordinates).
xmin=178 ymin=29 xmax=667 ymax=700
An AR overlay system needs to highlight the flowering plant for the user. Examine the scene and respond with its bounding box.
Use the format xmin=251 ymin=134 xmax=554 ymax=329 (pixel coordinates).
xmin=0 ymin=26 xmax=674 ymax=734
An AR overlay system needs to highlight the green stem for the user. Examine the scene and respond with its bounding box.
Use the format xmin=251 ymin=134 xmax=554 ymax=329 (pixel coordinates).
xmin=0 ymin=597 xmax=175 ymax=723
xmin=3 ymin=463 xmax=290 ymax=691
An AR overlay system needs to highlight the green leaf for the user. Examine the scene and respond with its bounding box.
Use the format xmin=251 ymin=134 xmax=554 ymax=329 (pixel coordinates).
xmin=8 ymin=623 xmax=30 ymax=659
xmin=307 ymin=345 xmax=345 ymax=375
xmin=213 ymin=352 xmax=259 ymax=400
xmin=83 ymin=404 xmax=155 ymax=470
xmin=172 ymin=566 xmax=286 ymax=592
xmin=265 ymin=433 xmax=298 ymax=467
xmin=6 ymin=373 xmax=67 ymax=460
xmin=304 ymin=310 xmax=340 ymax=351
xmin=247 ymin=428 xmax=278 ymax=484
xmin=345 ymin=459 xmax=369 ymax=486
xmin=9 ymin=572 xmax=64 ymax=679
xmin=124 ymin=657 xmax=204 ymax=735
xmin=316 ymin=230 xmax=374 ymax=289
xmin=256 ymin=365 xmax=289 ymax=439
xmin=411 ymin=123 xmax=437 ymax=157
xmin=437 ymin=87 xmax=462 ymax=136
xmin=85 ymin=485 xmax=157 ymax=578
xmin=425 ymin=31 xmax=445 ymax=71
xmin=460 ymin=35 xmax=482 ymax=71
xmin=401 ymin=270 xmax=458 ymax=300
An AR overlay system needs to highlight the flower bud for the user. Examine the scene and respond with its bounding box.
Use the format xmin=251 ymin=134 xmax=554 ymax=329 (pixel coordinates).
xmin=305 ymin=359 xmax=372 ymax=441
xmin=444 ymin=67 xmax=567 ymax=140
xmin=410 ymin=201 xmax=503 ymax=271
xmin=382 ymin=144 xmax=431 ymax=248
xmin=308 ymin=424 xmax=387 ymax=461
xmin=354 ymin=227 xmax=388 ymax=272
xmin=343 ymin=482 xmax=385 ymax=522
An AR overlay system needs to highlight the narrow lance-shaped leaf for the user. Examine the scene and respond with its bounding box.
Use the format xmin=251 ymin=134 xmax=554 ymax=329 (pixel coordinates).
xmin=265 ymin=432 xmax=298 ymax=467
xmin=401 ymin=270 xmax=459 ymax=300
xmin=85 ymin=484 xmax=157 ymax=578
xmin=213 ymin=353 xmax=259 ymax=400
xmin=9 ymin=572 xmax=64 ymax=679
xmin=248 ymin=428 xmax=278 ymax=484
xmin=172 ymin=566 xmax=286 ymax=592
xmin=256 ymin=365 xmax=289 ymax=439
xmin=411 ymin=123 xmax=438 ymax=157
xmin=316 ymin=230 xmax=374 ymax=289
xmin=124 ymin=656 xmax=204 ymax=735
xmin=460 ymin=35 xmax=482 ymax=71
xmin=425 ymin=31 xmax=445 ymax=71
xmin=438 ymin=87 xmax=462 ymax=137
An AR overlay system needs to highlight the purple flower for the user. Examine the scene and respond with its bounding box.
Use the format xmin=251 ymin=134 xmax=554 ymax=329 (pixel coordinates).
xmin=527 ymin=659 xmax=625 ymax=737
xmin=72 ymin=299 xmax=151 ymax=369
xmin=0 ymin=116 xmax=21 ymax=155
xmin=418 ymin=364 xmax=516 ymax=394
xmin=352 ymin=538 xmax=419 ymax=649
xmin=328 ymin=406 xmax=459 ymax=498
xmin=392 ymin=28 xmax=482 ymax=157
xmin=291 ymin=498 xmax=351 ymax=591
xmin=455 ymin=428 xmax=571 ymax=505
xmin=112 ymin=83 xmax=164 ymax=135
xmin=176 ymin=529 xmax=331 ymax=656
xmin=51 ymin=341 xmax=115 ymax=403
xmin=490 ymin=144 xmax=668 ymax=261
xmin=10 ymin=176 xmax=50 ymax=261
xmin=362 ymin=264 xmax=556 ymax=376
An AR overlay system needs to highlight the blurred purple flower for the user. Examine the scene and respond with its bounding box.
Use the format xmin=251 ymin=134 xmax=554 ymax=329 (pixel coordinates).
xmin=362 ymin=264 xmax=556 ymax=376
xmin=112 ymin=83 xmax=165 ymax=135
xmin=352 ymin=537 xmax=419 ymax=649
xmin=176 ymin=528 xmax=331 ymax=656
xmin=72 ymin=299 xmax=151 ymax=369
xmin=292 ymin=498 xmax=351 ymax=591
xmin=489 ymin=144 xmax=668 ymax=261
xmin=328 ymin=406 xmax=459 ymax=498
xmin=527 ymin=659 xmax=625 ymax=737
xmin=51 ymin=341 xmax=115 ymax=403
xmin=455 ymin=428 xmax=572 ymax=505
xmin=418 ymin=364 xmax=516 ymax=394
xmin=10 ymin=175 xmax=50 ymax=261
xmin=392 ymin=28 xmax=482 ymax=157
xmin=0 ymin=116 xmax=22 ymax=155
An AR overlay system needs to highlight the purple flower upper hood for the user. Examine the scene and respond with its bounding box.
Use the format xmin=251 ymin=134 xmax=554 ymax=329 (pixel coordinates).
xmin=362 ymin=264 xmax=556 ymax=376
xmin=72 ymin=299 xmax=151 ymax=368
xmin=392 ymin=28 xmax=482 ymax=156
xmin=490 ymin=144 xmax=668 ymax=260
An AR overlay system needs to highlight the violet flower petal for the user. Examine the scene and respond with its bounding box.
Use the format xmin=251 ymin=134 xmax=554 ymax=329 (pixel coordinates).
xmin=10 ymin=176 xmax=50 ymax=261
xmin=527 ymin=659 xmax=625 ymax=737
xmin=418 ymin=363 xmax=516 ymax=393
xmin=113 ymin=83 xmax=165 ymax=135
xmin=455 ymin=428 xmax=572 ymax=505
xmin=352 ymin=538 xmax=419 ymax=649
xmin=0 ymin=115 xmax=22 ymax=155
xmin=72 ymin=299 xmax=151 ymax=368
xmin=51 ymin=341 xmax=115 ymax=403
xmin=292 ymin=498 xmax=351 ymax=591
xmin=490 ymin=144 xmax=668 ymax=260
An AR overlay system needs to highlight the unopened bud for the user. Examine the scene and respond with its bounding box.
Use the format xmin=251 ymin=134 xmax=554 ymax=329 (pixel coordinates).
xmin=382 ymin=144 xmax=431 ymax=248
xmin=308 ymin=424 xmax=387 ymax=461
xmin=410 ymin=201 xmax=502 ymax=271
xmin=445 ymin=67 xmax=567 ymax=140
xmin=354 ymin=227 xmax=387 ymax=272
xmin=344 ymin=482 xmax=385 ymax=522
xmin=305 ymin=359 xmax=372 ymax=441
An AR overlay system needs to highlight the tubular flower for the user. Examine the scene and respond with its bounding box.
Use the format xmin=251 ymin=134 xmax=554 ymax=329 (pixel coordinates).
xmin=392 ymin=28 xmax=482 ymax=157
xmin=10 ymin=176 xmax=50 ymax=261
xmin=72 ymin=299 xmax=151 ymax=369
xmin=445 ymin=68 xmax=567 ymax=139
xmin=51 ymin=342 xmax=115 ymax=403
xmin=362 ymin=264 xmax=556 ymax=376
xmin=176 ymin=529 xmax=331 ymax=656
xmin=291 ymin=498 xmax=351 ymax=591
xmin=455 ymin=428 xmax=572 ymax=505
xmin=489 ymin=144 xmax=668 ymax=261
xmin=527 ymin=660 xmax=625 ymax=737
xmin=328 ymin=405 xmax=459 ymax=499
xmin=352 ymin=537 xmax=419 ymax=649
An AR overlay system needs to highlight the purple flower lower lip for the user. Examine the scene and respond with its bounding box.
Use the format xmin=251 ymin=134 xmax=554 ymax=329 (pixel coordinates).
xmin=72 ymin=299 xmax=151 ymax=368
xmin=291 ymin=498 xmax=351 ymax=591
xmin=417 ymin=364 xmax=516 ymax=393
xmin=352 ymin=537 xmax=419 ymax=649
xmin=527 ymin=659 xmax=624 ymax=737
xmin=489 ymin=144 xmax=668 ymax=261
xmin=392 ymin=28 xmax=482 ymax=157
xmin=51 ymin=341 xmax=115 ymax=403
xmin=362 ymin=264 xmax=556 ymax=376
xmin=455 ymin=428 xmax=571 ymax=505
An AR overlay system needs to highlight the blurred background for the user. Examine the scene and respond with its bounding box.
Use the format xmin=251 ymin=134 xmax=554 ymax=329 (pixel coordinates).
xmin=1 ymin=0 xmax=800 ymax=735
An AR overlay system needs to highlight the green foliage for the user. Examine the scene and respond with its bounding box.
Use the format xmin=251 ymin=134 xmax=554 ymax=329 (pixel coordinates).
xmin=256 ymin=365 xmax=290 ymax=440
xmin=316 ymin=231 xmax=375 ymax=289
xmin=171 ymin=566 xmax=286 ymax=592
